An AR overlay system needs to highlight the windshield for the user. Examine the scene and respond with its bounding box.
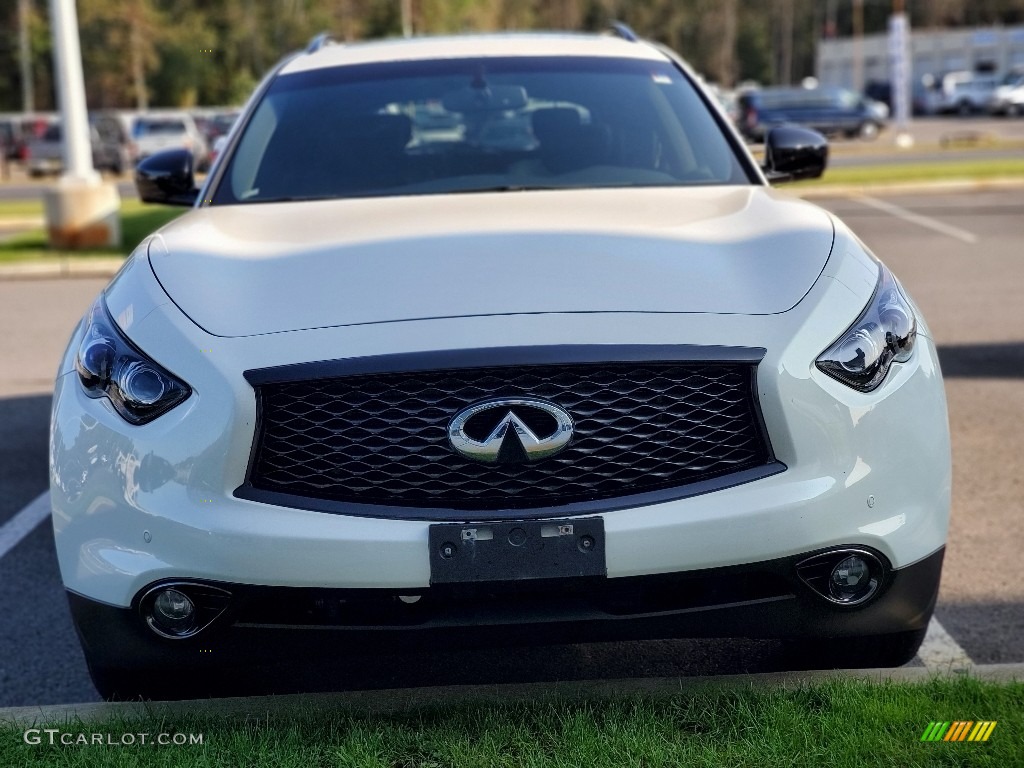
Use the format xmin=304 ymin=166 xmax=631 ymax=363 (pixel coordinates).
xmin=213 ymin=56 xmax=750 ymax=204
xmin=134 ymin=119 xmax=187 ymax=137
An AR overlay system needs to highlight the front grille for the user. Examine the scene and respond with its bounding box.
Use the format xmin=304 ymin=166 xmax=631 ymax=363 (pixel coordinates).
xmin=245 ymin=358 xmax=774 ymax=513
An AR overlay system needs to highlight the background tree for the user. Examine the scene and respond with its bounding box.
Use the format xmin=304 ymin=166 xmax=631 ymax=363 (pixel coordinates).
xmin=3 ymin=0 xmax=1024 ymax=111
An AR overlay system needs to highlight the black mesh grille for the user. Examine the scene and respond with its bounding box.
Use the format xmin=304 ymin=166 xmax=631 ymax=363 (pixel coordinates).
xmin=246 ymin=361 xmax=772 ymax=512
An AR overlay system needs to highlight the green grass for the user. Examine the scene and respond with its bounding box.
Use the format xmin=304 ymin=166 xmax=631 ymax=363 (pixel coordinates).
xmin=794 ymin=157 xmax=1024 ymax=187
xmin=0 ymin=199 xmax=44 ymax=217
xmin=2 ymin=677 xmax=1021 ymax=767
xmin=0 ymin=199 xmax=183 ymax=264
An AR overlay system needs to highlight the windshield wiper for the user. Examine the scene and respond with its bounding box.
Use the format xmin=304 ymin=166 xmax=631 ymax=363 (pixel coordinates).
xmin=446 ymin=184 xmax=562 ymax=194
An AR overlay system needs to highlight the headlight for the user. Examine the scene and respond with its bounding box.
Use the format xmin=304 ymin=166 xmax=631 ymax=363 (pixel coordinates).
xmin=816 ymin=264 xmax=917 ymax=392
xmin=74 ymin=297 xmax=191 ymax=424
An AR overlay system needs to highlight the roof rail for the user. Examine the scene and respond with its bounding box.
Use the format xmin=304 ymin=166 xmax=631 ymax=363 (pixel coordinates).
xmin=306 ymin=32 xmax=335 ymax=53
xmin=607 ymin=22 xmax=638 ymax=42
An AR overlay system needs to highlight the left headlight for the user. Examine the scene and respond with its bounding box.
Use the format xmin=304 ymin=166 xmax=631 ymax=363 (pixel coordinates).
xmin=74 ymin=297 xmax=191 ymax=424
xmin=816 ymin=263 xmax=917 ymax=392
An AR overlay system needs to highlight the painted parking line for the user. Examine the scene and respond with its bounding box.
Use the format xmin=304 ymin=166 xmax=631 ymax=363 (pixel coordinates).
xmin=916 ymin=617 xmax=973 ymax=670
xmin=0 ymin=490 xmax=49 ymax=561
xmin=857 ymin=195 xmax=979 ymax=244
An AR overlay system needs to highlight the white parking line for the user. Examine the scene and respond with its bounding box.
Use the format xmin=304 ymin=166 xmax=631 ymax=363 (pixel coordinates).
xmin=0 ymin=491 xmax=50 ymax=561
xmin=857 ymin=195 xmax=979 ymax=244
xmin=916 ymin=617 xmax=973 ymax=670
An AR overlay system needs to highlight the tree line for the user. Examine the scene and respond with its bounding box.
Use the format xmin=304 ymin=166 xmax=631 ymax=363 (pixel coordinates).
xmin=2 ymin=0 xmax=1024 ymax=111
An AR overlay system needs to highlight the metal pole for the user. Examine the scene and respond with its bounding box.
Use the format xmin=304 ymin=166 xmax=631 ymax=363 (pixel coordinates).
xmin=889 ymin=0 xmax=913 ymax=147
xmin=852 ymin=0 xmax=864 ymax=94
xmin=401 ymin=0 xmax=412 ymax=38
xmin=18 ymin=0 xmax=34 ymax=114
xmin=49 ymin=0 xmax=98 ymax=182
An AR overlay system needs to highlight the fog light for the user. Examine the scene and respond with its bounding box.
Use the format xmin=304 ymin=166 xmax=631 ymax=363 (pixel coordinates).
xmin=140 ymin=582 xmax=232 ymax=639
xmin=151 ymin=588 xmax=196 ymax=636
xmin=829 ymin=556 xmax=874 ymax=603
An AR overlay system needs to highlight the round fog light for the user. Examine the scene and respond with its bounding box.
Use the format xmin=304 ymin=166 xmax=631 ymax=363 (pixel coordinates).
xmin=829 ymin=555 xmax=874 ymax=603
xmin=152 ymin=588 xmax=196 ymax=635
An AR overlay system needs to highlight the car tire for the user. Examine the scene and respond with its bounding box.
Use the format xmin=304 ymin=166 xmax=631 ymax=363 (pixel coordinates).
xmin=780 ymin=627 xmax=928 ymax=670
xmin=858 ymin=121 xmax=880 ymax=141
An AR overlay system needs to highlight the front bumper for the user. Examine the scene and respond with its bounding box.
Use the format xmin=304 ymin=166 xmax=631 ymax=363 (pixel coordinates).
xmin=69 ymin=545 xmax=944 ymax=682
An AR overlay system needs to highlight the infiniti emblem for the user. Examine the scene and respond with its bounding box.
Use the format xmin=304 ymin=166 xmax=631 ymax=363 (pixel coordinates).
xmin=448 ymin=398 xmax=574 ymax=465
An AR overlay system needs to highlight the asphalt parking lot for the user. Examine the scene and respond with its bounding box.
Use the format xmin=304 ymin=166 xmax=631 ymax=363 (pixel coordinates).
xmin=0 ymin=186 xmax=1022 ymax=707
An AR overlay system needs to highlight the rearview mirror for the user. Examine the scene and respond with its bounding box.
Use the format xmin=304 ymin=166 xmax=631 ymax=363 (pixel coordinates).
xmin=442 ymin=85 xmax=528 ymax=114
xmin=763 ymin=125 xmax=828 ymax=183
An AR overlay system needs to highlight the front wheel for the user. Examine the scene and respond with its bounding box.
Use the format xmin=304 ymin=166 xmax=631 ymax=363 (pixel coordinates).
xmin=858 ymin=121 xmax=880 ymax=141
xmin=780 ymin=627 xmax=927 ymax=670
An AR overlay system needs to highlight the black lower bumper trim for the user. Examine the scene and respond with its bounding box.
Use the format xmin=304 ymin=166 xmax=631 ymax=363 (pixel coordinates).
xmin=68 ymin=546 xmax=944 ymax=682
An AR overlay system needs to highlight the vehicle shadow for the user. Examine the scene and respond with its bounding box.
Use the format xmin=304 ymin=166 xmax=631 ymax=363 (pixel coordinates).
xmin=933 ymin=601 xmax=1024 ymax=666
xmin=0 ymin=393 xmax=52 ymax=522
xmin=937 ymin=342 xmax=1024 ymax=379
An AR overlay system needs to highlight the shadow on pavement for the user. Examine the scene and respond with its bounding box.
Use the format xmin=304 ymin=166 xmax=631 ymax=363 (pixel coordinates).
xmin=934 ymin=601 xmax=1024 ymax=666
xmin=937 ymin=342 xmax=1024 ymax=379
xmin=0 ymin=393 xmax=51 ymax=523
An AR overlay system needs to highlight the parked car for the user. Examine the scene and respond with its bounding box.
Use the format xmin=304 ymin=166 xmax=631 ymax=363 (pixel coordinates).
xmin=737 ymin=86 xmax=885 ymax=141
xmin=935 ymin=70 xmax=1000 ymax=115
xmin=0 ymin=117 xmax=24 ymax=162
xmin=24 ymin=118 xmax=129 ymax=177
xmin=52 ymin=29 xmax=949 ymax=701
xmin=195 ymin=110 xmax=240 ymax=146
xmin=864 ymin=78 xmax=943 ymax=117
xmin=989 ymin=69 xmax=1024 ymax=116
xmin=133 ymin=113 xmax=210 ymax=170
xmin=0 ymin=114 xmax=54 ymax=164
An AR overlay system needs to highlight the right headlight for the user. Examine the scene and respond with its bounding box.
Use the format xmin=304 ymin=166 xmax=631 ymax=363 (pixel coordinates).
xmin=815 ymin=263 xmax=917 ymax=392
xmin=74 ymin=296 xmax=191 ymax=424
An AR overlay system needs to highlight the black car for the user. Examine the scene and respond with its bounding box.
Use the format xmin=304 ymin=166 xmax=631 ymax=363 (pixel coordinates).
xmin=738 ymin=86 xmax=885 ymax=142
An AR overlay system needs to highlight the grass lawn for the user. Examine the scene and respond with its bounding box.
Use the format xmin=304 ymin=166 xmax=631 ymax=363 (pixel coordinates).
xmin=0 ymin=199 xmax=183 ymax=264
xmin=792 ymin=157 xmax=1024 ymax=188
xmin=2 ymin=677 xmax=1021 ymax=767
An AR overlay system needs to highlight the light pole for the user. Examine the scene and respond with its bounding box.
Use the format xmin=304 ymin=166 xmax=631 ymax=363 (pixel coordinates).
xmin=44 ymin=0 xmax=120 ymax=249
xmin=889 ymin=0 xmax=913 ymax=147
xmin=18 ymin=0 xmax=34 ymax=114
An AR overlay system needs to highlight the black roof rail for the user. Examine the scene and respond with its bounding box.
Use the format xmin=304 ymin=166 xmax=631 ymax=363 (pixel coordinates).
xmin=306 ymin=32 xmax=335 ymax=53
xmin=607 ymin=22 xmax=638 ymax=42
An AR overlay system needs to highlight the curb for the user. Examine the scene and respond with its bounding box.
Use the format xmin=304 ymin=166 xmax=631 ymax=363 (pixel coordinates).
xmin=1 ymin=664 xmax=1022 ymax=726
xmin=0 ymin=257 xmax=124 ymax=280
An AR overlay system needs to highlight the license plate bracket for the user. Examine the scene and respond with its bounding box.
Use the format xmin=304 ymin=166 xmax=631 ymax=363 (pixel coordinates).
xmin=428 ymin=517 xmax=606 ymax=584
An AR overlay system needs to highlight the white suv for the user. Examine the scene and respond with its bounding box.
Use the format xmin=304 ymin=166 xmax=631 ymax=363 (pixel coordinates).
xmin=990 ymin=69 xmax=1024 ymax=116
xmin=51 ymin=29 xmax=950 ymax=700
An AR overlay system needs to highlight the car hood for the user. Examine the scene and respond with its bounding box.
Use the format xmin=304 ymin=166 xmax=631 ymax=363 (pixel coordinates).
xmin=148 ymin=186 xmax=834 ymax=337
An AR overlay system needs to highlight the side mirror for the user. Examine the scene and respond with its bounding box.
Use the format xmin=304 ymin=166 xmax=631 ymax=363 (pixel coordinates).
xmin=763 ymin=125 xmax=828 ymax=183
xmin=135 ymin=148 xmax=199 ymax=206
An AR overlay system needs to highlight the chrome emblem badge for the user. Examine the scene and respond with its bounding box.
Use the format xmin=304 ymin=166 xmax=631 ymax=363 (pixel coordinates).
xmin=448 ymin=398 xmax=574 ymax=465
